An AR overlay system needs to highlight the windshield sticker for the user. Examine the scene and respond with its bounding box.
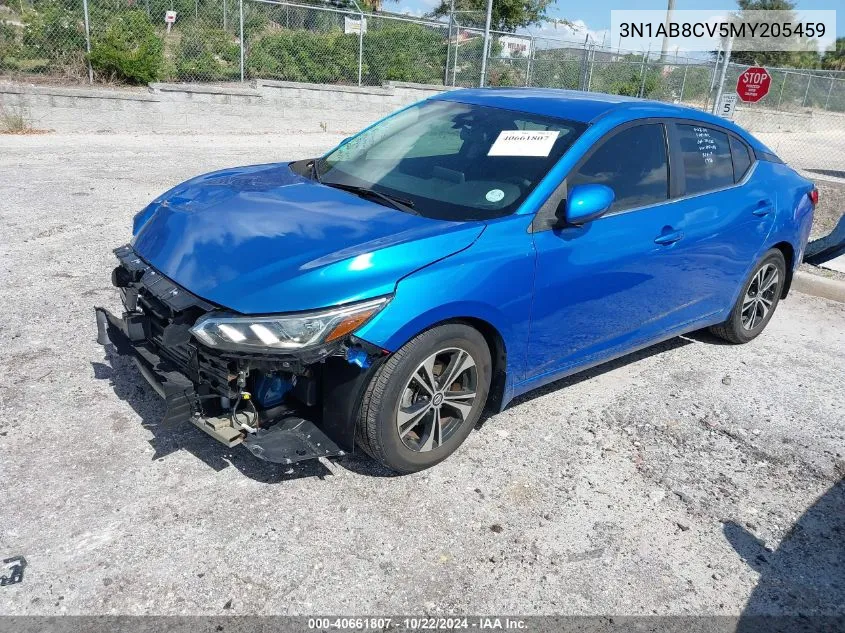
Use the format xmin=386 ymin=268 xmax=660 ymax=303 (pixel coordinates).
xmin=488 ymin=130 xmax=560 ymax=157
xmin=485 ymin=189 xmax=505 ymax=203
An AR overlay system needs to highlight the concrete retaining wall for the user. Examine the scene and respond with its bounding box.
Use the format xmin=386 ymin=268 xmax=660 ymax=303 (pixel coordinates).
xmin=2 ymin=78 xmax=842 ymax=136
xmin=734 ymin=106 xmax=845 ymax=134
xmin=0 ymin=80 xmax=448 ymax=134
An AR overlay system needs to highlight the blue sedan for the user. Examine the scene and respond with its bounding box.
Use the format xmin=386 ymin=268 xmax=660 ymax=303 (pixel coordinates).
xmin=96 ymin=89 xmax=817 ymax=473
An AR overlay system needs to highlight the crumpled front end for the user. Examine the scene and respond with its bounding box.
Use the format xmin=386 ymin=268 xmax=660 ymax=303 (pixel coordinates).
xmin=96 ymin=245 xmax=385 ymax=465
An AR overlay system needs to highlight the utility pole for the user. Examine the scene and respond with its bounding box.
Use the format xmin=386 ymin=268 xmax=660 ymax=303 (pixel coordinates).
xmin=479 ymin=0 xmax=493 ymax=87
xmin=659 ymin=0 xmax=675 ymax=62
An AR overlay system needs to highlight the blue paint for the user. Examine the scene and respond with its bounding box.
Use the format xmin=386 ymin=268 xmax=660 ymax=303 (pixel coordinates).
xmin=252 ymin=372 xmax=293 ymax=408
xmin=566 ymin=184 xmax=615 ymax=224
xmin=130 ymin=90 xmax=814 ymax=412
xmin=345 ymin=348 xmax=371 ymax=369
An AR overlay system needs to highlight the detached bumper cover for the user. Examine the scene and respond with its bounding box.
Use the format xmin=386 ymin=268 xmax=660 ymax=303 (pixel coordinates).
xmin=95 ymin=306 xmax=345 ymax=464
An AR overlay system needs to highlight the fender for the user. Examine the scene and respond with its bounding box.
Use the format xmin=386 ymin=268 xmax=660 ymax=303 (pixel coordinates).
xmin=355 ymin=215 xmax=536 ymax=400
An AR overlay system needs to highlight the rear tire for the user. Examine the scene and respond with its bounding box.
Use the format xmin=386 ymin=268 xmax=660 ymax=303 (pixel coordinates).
xmin=710 ymin=249 xmax=786 ymax=344
xmin=355 ymin=323 xmax=491 ymax=474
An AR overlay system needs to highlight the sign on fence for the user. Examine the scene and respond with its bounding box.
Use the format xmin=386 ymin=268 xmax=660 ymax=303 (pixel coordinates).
xmin=344 ymin=17 xmax=367 ymax=35
xmin=716 ymin=93 xmax=738 ymax=119
xmin=164 ymin=10 xmax=177 ymax=33
xmin=737 ymin=67 xmax=771 ymax=103
xmin=499 ymin=35 xmax=532 ymax=59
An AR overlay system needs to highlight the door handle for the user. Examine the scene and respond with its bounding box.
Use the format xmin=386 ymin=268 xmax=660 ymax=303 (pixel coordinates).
xmin=752 ymin=199 xmax=774 ymax=216
xmin=654 ymin=230 xmax=684 ymax=245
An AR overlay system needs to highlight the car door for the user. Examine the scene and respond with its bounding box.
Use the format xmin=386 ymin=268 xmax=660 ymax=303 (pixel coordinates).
xmin=663 ymin=122 xmax=775 ymax=312
xmin=525 ymin=120 xmax=722 ymax=382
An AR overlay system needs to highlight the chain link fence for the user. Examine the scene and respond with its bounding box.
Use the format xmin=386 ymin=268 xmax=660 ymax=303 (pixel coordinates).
xmin=1 ymin=0 xmax=843 ymax=171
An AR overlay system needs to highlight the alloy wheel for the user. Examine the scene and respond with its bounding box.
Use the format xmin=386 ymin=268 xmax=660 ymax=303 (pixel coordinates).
xmin=741 ymin=263 xmax=780 ymax=330
xmin=396 ymin=347 xmax=479 ymax=452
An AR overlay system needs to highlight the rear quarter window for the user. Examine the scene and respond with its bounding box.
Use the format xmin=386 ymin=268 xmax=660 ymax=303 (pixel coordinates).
xmin=729 ymin=135 xmax=754 ymax=182
xmin=676 ymin=124 xmax=734 ymax=195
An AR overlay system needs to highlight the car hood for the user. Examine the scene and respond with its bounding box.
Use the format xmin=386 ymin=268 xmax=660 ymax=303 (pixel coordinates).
xmin=131 ymin=163 xmax=484 ymax=314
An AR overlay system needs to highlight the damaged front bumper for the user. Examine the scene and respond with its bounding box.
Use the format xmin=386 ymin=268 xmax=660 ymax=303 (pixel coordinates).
xmin=95 ymin=246 xmax=384 ymax=466
xmin=96 ymin=306 xmax=347 ymax=465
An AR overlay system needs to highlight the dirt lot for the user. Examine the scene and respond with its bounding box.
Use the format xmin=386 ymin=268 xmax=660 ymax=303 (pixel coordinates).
xmin=0 ymin=134 xmax=843 ymax=618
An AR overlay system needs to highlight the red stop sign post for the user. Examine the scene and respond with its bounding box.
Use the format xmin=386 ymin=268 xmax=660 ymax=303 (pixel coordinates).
xmin=736 ymin=67 xmax=772 ymax=103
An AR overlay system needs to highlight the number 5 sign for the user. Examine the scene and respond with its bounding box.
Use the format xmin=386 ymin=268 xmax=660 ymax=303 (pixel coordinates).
xmin=717 ymin=93 xmax=738 ymax=119
xmin=736 ymin=67 xmax=771 ymax=103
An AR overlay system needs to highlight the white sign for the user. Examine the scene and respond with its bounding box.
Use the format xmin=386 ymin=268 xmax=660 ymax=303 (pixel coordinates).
xmin=488 ymin=130 xmax=560 ymax=157
xmin=499 ymin=35 xmax=531 ymax=59
xmin=717 ymin=93 xmax=738 ymax=119
xmin=344 ymin=17 xmax=367 ymax=35
xmin=164 ymin=10 xmax=177 ymax=23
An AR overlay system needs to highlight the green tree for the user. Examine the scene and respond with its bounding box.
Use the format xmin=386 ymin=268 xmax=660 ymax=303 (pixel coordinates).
xmin=822 ymin=37 xmax=845 ymax=70
xmin=430 ymin=0 xmax=552 ymax=32
xmin=89 ymin=10 xmax=164 ymax=84
xmin=364 ymin=22 xmax=447 ymax=84
xmin=175 ymin=25 xmax=240 ymax=81
xmin=730 ymin=0 xmax=820 ymax=68
xmin=21 ymin=1 xmax=87 ymax=68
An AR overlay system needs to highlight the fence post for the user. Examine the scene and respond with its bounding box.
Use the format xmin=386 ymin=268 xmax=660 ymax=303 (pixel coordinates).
xmin=357 ymin=10 xmax=364 ymax=87
xmin=637 ymin=44 xmax=649 ymax=98
xmin=802 ymin=73 xmax=812 ymax=108
xmin=444 ymin=0 xmax=454 ymax=87
xmin=711 ymin=37 xmax=732 ymax=114
xmin=679 ymin=64 xmax=688 ymax=103
xmin=578 ymin=34 xmax=589 ymax=91
xmin=452 ymin=28 xmax=459 ymax=86
xmin=704 ymin=55 xmax=719 ymax=111
xmin=586 ymin=44 xmax=595 ymax=92
xmin=825 ymin=76 xmax=835 ymax=110
xmin=525 ymin=35 xmax=534 ymax=87
xmin=777 ymin=72 xmax=787 ymax=109
xmin=223 ymin=0 xmax=227 ymax=31
xmin=81 ymin=0 xmax=93 ymax=84
xmin=239 ymin=0 xmax=244 ymax=82
xmin=479 ymin=0 xmax=493 ymax=87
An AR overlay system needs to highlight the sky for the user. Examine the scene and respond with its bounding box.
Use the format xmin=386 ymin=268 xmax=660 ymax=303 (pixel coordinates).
xmin=390 ymin=0 xmax=843 ymax=49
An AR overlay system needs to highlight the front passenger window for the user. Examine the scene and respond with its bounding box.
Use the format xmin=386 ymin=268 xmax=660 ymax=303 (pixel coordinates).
xmin=568 ymin=123 xmax=669 ymax=214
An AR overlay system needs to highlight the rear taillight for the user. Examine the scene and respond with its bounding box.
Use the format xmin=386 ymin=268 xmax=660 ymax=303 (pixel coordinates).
xmin=809 ymin=188 xmax=818 ymax=206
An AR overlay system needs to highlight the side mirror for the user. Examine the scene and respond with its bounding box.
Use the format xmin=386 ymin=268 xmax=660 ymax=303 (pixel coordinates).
xmin=561 ymin=184 xmax=615 ymax=226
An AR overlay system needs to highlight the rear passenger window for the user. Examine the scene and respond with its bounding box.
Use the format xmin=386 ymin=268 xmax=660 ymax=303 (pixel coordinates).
xmin=568 ymin=123 xmax=668 ymax=213
xmin=729 ymin=135 xmax=754 ymax=182
xmin=676 ymin=124 xmax=734 ymax=195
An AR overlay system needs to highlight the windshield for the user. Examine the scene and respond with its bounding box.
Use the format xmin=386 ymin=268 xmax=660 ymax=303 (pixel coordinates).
xmin=316 ymin=100 xmax=585 ymax=221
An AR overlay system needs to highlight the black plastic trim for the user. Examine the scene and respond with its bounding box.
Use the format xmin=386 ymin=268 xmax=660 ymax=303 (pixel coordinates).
xmin=95 ymin=307 xmax=198 ymax=425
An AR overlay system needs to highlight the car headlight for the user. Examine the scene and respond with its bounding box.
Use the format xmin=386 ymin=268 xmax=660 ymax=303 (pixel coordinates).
xmin=189 ymin=297 xmax=390 ymax=352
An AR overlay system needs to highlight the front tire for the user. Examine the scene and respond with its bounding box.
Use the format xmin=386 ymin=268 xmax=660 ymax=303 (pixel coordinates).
xmin=710 ymin=249 xmax=786 ymax=344
xmin=355 ymin=323 xmax=492 ymax=473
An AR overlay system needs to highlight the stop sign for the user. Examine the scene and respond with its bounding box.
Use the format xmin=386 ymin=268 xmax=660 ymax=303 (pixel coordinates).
xmin=736 ymin=67 xmax=772 ymax=103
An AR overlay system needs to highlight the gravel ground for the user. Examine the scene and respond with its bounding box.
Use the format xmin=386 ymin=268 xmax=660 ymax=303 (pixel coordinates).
xmin=0 ymin=134 xmax=843 ymax=617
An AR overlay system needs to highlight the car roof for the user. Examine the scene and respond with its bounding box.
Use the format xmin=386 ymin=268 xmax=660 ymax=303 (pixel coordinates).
xmin=434 ymin=88 xmax=767 ymax=150
xmin=435 ymin=88 xmax=642 ymax=123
